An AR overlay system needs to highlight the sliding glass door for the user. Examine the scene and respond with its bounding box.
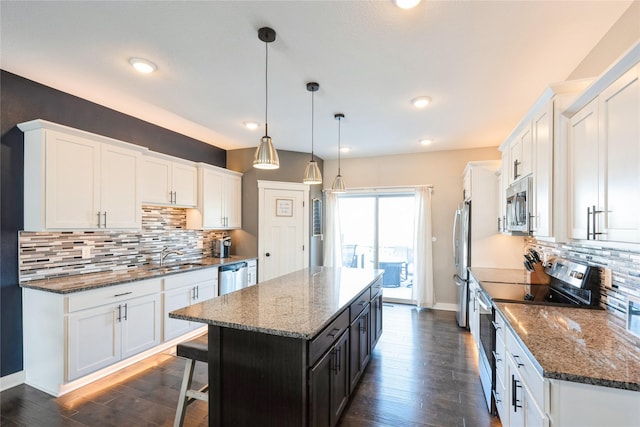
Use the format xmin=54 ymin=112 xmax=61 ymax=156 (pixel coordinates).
xmin=339 ymin=193 xmax=415 ymax=302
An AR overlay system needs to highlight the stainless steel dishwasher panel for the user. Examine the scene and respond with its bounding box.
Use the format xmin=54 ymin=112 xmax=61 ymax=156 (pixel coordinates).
xmin=219 ymin=262 xmax=249 ymax=296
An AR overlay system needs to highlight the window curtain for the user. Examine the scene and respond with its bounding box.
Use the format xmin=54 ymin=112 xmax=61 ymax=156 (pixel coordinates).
xmin=413 ymin=186 xmax=434 ymax=309
xmin=323 ymin=191 xmax=343 ymax=267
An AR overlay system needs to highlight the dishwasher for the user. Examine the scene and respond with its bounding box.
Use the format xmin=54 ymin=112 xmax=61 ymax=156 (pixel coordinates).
xmin=219 ymin=262 xmax=249 ymax=296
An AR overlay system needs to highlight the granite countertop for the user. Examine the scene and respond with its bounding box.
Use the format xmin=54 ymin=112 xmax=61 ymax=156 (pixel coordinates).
xmin=19 ymin=256 xmax=257 ymax=294
xmin=170 ymin=267 xmax=383 ymax=340
xmin=496 ymin=302 xmax=640 ymax=392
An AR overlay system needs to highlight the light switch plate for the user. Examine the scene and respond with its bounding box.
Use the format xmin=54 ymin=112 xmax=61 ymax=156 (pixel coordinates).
xmin=603 ymin=268 xmax=612 ymax=288
xmin=81 ymin=246 xmax=91 ymax=259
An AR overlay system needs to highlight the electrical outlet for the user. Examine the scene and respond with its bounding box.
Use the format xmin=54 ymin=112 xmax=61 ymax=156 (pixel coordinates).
xmin=603 ymin=268 xmax=612 ymax=288
xmin=81 ymin=246 xmax=91 ymax=259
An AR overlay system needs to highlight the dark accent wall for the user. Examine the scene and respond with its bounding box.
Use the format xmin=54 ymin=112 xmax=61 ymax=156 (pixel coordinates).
xmin=0 ymin=70 xmax=226 ymax=377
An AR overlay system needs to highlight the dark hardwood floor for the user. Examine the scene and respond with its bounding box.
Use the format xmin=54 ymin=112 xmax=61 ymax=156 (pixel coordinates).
xmin=1 ymin=304 xmax=500 ymax=427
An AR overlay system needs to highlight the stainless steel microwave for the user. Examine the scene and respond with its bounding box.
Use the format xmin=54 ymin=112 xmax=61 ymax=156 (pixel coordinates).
xmin=505 ymin=176 xmax=532 ymax=235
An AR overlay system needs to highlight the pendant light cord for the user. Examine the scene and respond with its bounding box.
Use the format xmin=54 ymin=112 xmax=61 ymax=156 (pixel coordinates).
xmin=311 ymin=90 xmax=315 ymax=161
xmin=264 ymin=41 xmax=269 ymax=136
xmin=337 ymin=116 xmax=341 ymax=175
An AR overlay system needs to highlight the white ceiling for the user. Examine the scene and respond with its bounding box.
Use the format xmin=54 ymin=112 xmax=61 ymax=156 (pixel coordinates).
xmin=0 ymin=1 xmax=633 ymax=159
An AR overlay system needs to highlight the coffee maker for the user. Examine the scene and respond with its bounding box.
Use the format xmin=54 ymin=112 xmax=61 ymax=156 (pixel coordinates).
xmin=213 ymin=236 xmax=231 ymax=258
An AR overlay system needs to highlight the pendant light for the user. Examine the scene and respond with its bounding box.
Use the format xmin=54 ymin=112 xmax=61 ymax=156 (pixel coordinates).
xmin=331 ymin=113 xmax=346 ymax=193
xmin=303 ymin=82 xmax=322 ymax=184
xmin=253 ymin=27 xmax=280 ymax=169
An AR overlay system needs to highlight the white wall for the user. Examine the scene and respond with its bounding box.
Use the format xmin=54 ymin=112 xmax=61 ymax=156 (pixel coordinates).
xmin=323 ymin=146 xmax=504 ymax=306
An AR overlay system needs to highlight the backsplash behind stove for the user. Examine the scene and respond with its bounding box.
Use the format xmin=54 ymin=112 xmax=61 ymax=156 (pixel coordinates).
xmin=19 ymin=205 xmax=228 ymax=282
xmin=528 ymin=238 xmax=640 ymax=322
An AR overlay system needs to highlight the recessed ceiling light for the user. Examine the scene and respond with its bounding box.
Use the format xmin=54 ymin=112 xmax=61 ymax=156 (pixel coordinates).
xmin=411 ymin=96 xmax=432 ymax=108
xmin=128 ymin=57 xmax=157 ymax=74
xmin=243 ymin=121 xmax=260 ymax=130
xmin=420 ymin=139 xmax=433 ymax=146
xmin=393 ymin=0 xmax=421 ymax=9
xmin=340 ymin=147 xmax=351 ymax=153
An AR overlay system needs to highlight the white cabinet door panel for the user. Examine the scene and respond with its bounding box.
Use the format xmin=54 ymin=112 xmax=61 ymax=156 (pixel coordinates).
xmin=532 ymin=103 xmax=553 ymax=237
xmin=164 ymin=287 xmax=194 ymax=341
xmin=121 ymin=293 xmax=161 ymax=359
xmin=568 ymin=100 xmax=599 ymax=240
xmin=67 ymin=304 xmax=120 ymax=381
xmin=100 ymin=144 xmax=141 ymax=229
xmin=45 ymin=130 xmax=100 ymax=229
xmin=172 ymin=162 xmax=197 ymax=207
xmin=599 ymin=64 xmax=640 ymax=243
xmin=142 ymin=156 xmax=172 ymax=204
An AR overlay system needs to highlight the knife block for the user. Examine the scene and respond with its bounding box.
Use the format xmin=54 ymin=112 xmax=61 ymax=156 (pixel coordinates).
xmin=528 ymin=262 xmax=550 ymax=285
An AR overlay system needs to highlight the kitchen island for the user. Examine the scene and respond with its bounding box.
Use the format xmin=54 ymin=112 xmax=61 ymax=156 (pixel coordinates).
xmin=169 ymin=266 xmax=384 ymax=427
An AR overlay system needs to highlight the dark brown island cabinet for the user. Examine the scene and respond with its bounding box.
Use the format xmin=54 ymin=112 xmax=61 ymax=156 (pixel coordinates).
xmin=170 ymin=267 xmax=383 ymax=427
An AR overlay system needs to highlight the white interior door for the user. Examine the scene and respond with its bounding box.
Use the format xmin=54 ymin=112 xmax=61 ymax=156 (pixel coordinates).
xmin=258 ymin=181 xmax=309 ymax=282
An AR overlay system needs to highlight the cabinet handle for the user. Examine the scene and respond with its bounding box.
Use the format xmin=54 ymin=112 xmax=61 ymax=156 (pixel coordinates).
xmin=360 ymin=318 xmax=366 ymax=333
xmin=513 ymin=160 xmax=520 ymax=180
xmin=114 ymin=291 xmax=133 ymax=297
xmin=335 ymin=347 xmax=341 ymax=374
xmin=512 ymin=354 xmax=525 ymax=368
xmin=192 ymin=286 xmax=196 ymax=301
xmin=492 ymin=350 xmax=502 ymax=363
xmin=497 ymin=217 xmax=501 ymax=232
xmin=123 ymin=303 xmax=128 ymax=321
xmin=97 ymin=211 xmax=102 ymax=228
xmin=587 ymin=206 xmax=592 ymax=240
xmin=327 ymin=327 xmax=340 ymax=338
xmin=117 ymin=304 xmax=122 ymax=322
xmin=491 ymin=320 xmax=501 ymax=331
xmin=591 ymin=205 xmax=606 ymax=239
xmin=511 ymin=375 xmax=522 ymax=411
xmin=196 ymin=285 xmax=199 ymax=300
xmin=103 ymin=212 xmax=107 ymax=228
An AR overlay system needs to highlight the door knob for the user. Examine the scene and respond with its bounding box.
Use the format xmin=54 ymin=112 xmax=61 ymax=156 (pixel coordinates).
xmin=265 ymin=253 xmax=271 ymax=257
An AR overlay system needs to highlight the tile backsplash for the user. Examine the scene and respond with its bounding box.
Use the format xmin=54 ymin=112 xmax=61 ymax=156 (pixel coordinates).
xmin=528 ymin=238 xmax=640 ymax=321
xmin=19 ymin=205 xmax=227 ymax=282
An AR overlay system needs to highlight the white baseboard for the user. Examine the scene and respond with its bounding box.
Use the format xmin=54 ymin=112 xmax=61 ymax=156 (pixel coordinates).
xmin=432 ymin=302 xmax=457 ymax=312
xmin=1 ymin=370 xmax=25 ymax=391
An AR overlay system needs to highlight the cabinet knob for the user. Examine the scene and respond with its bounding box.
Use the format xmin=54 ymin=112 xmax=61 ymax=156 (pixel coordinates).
xmin=265 ymin=252 xmax=271 ymax=257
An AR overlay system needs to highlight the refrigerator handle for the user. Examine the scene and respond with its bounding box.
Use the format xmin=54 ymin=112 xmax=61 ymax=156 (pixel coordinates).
xmin=452 ymin=209 xmax=461 ymax=267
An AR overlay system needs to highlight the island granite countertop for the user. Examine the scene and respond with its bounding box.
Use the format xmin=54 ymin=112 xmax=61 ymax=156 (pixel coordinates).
xmin=496 ymin=301 xmax=640 ymax=392
xmin=19 ymin=256 xmax=257 ymax=294
xmin=170 ymin=267 xmax=383 ymax=340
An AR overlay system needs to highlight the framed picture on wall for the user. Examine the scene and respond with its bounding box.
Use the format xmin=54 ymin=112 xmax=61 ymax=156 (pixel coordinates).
xmin=276 ymin=198 xmax=293 ymax=217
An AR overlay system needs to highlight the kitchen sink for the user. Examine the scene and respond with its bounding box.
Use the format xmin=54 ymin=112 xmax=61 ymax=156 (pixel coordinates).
xmin=147 ymin=262 xmax=206 ymax=273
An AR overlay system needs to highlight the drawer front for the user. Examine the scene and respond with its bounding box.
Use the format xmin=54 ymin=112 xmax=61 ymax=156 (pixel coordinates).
xmin=309 ymin=309 xmax=350 ymax=366
xmin=350 ymin=289 xmax=371 ymax=323
xmin=68 ymin=279 xmax=162 ymax=313
xmin=506 ymin=328 xmax=544 ymax=406
xmin=163 ymin=267 xmax=218 ymax=290
xmin=370 ymin=276 xmax=383 ymax=299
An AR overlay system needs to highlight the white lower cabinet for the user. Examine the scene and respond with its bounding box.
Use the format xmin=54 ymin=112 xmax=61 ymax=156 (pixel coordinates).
xmin=163 ymin=269 xmax=218 ymax=341
xmin=498 ymin=309 xmax=639 ymax=427
xmin=67 ymin=291 xmax=161 ymax=380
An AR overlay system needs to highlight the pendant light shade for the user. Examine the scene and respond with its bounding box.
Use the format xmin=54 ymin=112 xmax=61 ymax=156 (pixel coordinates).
xmin=253 ymin=27 xmax=280 ymax=170
xmin=303 ymin=82 xmax=322 ymax=185
xmin=331 ymin=113 xmax=347 ymax=193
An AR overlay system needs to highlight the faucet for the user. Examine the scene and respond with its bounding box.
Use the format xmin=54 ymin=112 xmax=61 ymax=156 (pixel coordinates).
xmin=160 ymin=246 xmax=183 ymax=266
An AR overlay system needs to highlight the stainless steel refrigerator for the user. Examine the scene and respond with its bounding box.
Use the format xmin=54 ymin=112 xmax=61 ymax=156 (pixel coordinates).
xmin=453 ymin=201 xmax=470 ymax=328
xmin=452 ymin=161 xmax=524 ymax=328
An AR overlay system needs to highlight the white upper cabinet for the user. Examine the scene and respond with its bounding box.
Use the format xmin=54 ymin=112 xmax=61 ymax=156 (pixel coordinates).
xmin=187 ymin=163 xmax=242 ymax=230
xmin=531 ymin=102 xmax=553 ymax=238
xmin=509 ymin=124 xmax=533 ymax=183
xmin=598 ymin=64 xmax=640 ymax=243
xmin=20 ymin=120 xmax=143 ymax=231
xmin=141 ymin=154 xmax=197 ymax=207
xmin=566 ymin=47 xmax=640 ymax=244
xmin=568 ymin=99 xmax=600 ymax=240
xmin=499 ymin=80 xmax=591 ymax=240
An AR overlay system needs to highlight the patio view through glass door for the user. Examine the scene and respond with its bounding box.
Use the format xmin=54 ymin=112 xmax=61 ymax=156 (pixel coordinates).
xmin=339 ymin=193 xmax=415 ymax=302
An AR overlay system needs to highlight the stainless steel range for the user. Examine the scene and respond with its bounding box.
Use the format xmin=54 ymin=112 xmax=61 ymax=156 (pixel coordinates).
xmin=471 ymin=257 xmax=603 ymax=414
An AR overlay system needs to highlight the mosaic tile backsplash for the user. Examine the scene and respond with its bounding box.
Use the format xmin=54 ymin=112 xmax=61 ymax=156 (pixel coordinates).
xmin=19 ymin=205 xmax=229 ymax=282
xmin=528 ymin=238 xmax=640 ymax=322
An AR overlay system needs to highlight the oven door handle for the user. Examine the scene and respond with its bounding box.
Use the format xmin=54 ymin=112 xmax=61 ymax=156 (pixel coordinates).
xmin=477 ymin=294 xmax=491 ymax=311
